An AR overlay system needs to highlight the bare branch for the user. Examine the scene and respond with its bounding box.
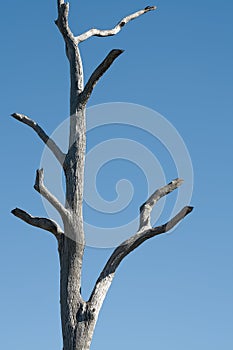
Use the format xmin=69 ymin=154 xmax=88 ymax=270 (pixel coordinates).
xmin=139 ymin=178 xmax=184 ymax=229
xmin=105 ymin=206 xmax=193 ymax=274
xmin=89 ymin=180 xmax=191 ymax=308
xmin=157 ymin=206 xmax=193 ymax=233
xmin=89 ymin=206 xmax=193 ymax=307
xmin=77 ymin=6 xmax=157 ymax=43
xmin=11 ymin=113 xmax=65 ymax=166
xmin=55 ymin=1 xmax=84 ymax=109
xmin=34 ymin=169 xmax=68 ymax=220
xmin=55 ymin=2 xmax=72 ymax=39
xmin=11 ymin=208 xmax=64 ymax=237
xmin=80 ymin=49 xmax=124 ymax=106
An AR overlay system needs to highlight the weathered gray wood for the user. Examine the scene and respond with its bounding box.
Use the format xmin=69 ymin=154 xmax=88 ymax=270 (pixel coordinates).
xmin=10 ymin=2 xmax=193 ymax=350
xmin=11 ymin=113 xmax=65 ymax=166
xmin=88 ymin=206 xmax=193 ymax=321
xmin=55 ymin=2 xmax=83 ymax=117
xmin=80 ymin=49 xmax=124 ymax=106
xmin=11 ymin=208 xmax=63 ymax=236
xmin=34 ymin=168 xmax=68 ymax=221
xmin=55 ymin=3 xmax=88 ymax=349
xmin=77 ymin=6 xmax=157 ymax=43
xmin=139 ymin=178 xmax=184 ymax=229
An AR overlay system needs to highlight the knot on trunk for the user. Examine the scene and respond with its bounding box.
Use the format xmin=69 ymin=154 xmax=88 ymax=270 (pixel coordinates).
xmin=77 ymin=304 xmax=95 ymax=322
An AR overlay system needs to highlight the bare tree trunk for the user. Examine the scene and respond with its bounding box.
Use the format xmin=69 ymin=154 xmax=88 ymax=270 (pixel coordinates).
xmin=10 ymin=2 xmax=193 ymax=350
xmin=58 ymin=237 xmax=93 ymax=350
xmin=58 ymin=229 xmax=101 ymax=350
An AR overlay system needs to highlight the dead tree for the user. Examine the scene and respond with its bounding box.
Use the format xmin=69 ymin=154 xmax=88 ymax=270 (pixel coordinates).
xmin=11 ymin=2 xmax=193 ymax=350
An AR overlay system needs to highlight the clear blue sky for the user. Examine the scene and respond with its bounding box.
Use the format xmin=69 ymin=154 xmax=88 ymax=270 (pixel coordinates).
xmin=0 ymin=0 xmax=232 ymax=349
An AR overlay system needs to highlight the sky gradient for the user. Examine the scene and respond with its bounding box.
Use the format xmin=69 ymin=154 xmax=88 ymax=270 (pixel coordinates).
xmin=0 ymin=0 xmax=232 ymax=349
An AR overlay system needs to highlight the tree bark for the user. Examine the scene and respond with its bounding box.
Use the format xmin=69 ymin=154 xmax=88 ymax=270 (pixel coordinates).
xmin=10 ymin=3 xmax=193 ymax=350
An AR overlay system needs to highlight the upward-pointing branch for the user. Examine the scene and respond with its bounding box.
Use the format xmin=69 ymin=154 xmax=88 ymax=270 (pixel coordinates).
xmin=34 ymin=169 xmax=69 ymax=221
xmin=11 ymin=113 xmax=65 ymax=166
xmin=76 ymin=6 xmax=157 ymax=43
xmin=80 ymin=49 xmax=124 ymax=106
xmin=88 ymin=179 xmax=193 ymax=311
xmin=89 ymin=206 xmax=193 ymax=311
xmin=55 ymin=2 xmax=84 ymax=112
xmin=139 ymin=178 xmax=184 ymax=229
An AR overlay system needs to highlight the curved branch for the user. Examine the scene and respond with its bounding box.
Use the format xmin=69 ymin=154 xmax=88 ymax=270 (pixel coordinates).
xmin=76 ymin=6 xmax=157 ymax=43
xmin=11 ymin=113 xmax=65 ymax=166
xmin=139 ymin=178 xmax=184 ymax=229
xmin=34 ymin=168 xmax=68 ymax=221
xmin=80 ymin=49 xmax=124 ymax=106
xmin=11 ymin=208 xmax=64 ymax=237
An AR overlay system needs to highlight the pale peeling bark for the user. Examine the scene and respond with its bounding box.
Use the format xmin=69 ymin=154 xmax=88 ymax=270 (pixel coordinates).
xmin=76 ymin=6 xmax=157 ymax=43
xmin=10 ymin=2 xmax=193 ymax=350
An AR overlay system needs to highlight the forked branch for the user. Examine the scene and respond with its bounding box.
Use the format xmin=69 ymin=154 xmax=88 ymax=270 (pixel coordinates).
xmin=89 ymin=180 xmax=193 ymax=307
xmin=11 ymin=113 xmax=65 ymax=166
xmin=80 ymin=49 xmax=124 ymax=105
xmin=11 ymin=208 xmax=63 ymax=237
xmin=106 ymin=206 xmax=192 ymax=273
xmin=89 ymin=206 xmax=193 ymax=306
xmin=34 ymin=169 xmax=68 ymax=221
xmin=77 ymin=6 xmax=157 ymax=43
xmin=139 ymin=178 xmax=184 ymax=229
